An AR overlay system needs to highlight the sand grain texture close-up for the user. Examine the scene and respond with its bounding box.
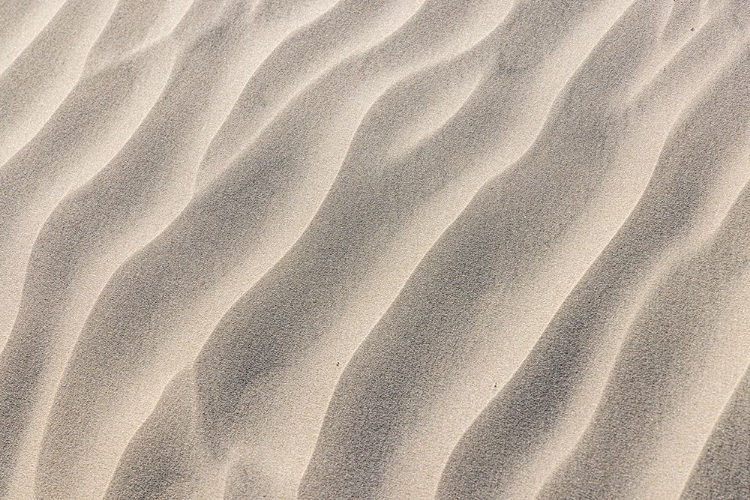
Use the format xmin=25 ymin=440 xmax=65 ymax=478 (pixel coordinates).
xmin=0 ymin=0 xmax=749 ymax=499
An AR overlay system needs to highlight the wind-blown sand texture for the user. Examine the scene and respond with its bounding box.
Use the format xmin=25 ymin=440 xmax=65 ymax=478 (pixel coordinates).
xmin=1 ymin=0 xmax=749 ymax=498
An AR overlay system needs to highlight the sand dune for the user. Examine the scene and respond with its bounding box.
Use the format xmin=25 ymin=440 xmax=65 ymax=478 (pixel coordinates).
xmin=0 ymin=0 xmax=748 ymax=498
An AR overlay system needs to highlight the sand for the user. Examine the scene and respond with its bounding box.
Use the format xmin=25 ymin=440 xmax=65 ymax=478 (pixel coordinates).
xmin=0 ymin=0 xmax=748 ymax=498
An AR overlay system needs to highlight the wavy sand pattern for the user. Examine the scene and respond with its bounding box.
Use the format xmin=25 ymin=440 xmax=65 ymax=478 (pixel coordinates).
xmin=0 ymin=0 xmax=749 ymax=498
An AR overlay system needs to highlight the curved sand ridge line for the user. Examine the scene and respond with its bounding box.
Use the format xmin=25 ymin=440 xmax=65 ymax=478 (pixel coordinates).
xmin=0 ymin=0 xmax=748 ymax=498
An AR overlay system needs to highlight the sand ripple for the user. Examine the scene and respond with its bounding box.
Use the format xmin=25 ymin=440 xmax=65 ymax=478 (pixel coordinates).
xmin=0 ymin=0 xmax=748 ymax=498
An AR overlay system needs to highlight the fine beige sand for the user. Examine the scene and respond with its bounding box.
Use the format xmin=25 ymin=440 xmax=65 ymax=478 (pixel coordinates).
xmin=1 ymin=0 xmax=749 ymax=498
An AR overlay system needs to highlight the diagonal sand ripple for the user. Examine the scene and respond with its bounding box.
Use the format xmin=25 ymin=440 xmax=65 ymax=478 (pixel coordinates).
xmin=0 ymin=0 xmax=748 ymax=498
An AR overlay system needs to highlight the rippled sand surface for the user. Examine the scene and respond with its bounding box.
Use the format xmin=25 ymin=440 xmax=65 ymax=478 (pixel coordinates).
xmin=1 ymin=0 xmax=749 ymax=498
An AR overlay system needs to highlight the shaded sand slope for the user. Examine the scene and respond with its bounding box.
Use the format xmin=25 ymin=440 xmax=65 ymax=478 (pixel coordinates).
xmin=538 ymin=168 xmax=750 ymax=499
xmin=0 ymin=0 xmax=748 ymax=499
xmin=105 ymin=1 xmax=636 ymax=497
xmin=681 ymin=365 xmax=750 ymax=500
xmin=300 ymin=1 xmax=725 ymax=498
xmin=437 ymin=5 xmax=750 ymax=498
xmin=4 ymin=0 xmax=362 ymax=497
xmin=35 ymin=1 xmax=513 ymax=497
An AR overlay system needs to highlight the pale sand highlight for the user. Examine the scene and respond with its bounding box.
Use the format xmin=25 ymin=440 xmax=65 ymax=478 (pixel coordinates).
xmin=0 ymin=0 xmax=749 ymax=499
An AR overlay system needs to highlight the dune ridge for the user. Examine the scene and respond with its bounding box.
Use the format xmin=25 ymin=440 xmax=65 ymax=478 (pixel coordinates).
xmin=1 ymin=0 xmax=749 ymax=498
